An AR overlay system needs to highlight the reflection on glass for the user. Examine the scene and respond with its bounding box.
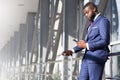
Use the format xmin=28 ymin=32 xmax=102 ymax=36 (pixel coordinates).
xmin=111 ymin=0 xmax=120 ymax=78
xmin=111 ymin=0 xmax=119 ymax=41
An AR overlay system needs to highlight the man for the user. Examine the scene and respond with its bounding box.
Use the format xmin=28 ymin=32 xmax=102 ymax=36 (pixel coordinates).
xmin=62 ymin=2 xmax=110 ymax=80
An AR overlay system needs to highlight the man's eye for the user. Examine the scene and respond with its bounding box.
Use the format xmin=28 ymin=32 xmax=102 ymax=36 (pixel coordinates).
xmin=84 ymin=13 xmax=87 ymax=15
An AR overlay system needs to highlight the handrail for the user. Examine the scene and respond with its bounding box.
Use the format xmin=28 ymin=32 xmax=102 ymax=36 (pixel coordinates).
xmin=105 ymin=77 xmax=120 ymax=80
xmin=108 ymin=52 xmax=120 ymax=56
xmin=106 ymin=52 xmax=120 ymax=80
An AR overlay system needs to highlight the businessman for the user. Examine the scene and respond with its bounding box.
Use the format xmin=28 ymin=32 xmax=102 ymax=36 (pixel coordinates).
xmin=62 ymin=2 xmax=110 ymax=80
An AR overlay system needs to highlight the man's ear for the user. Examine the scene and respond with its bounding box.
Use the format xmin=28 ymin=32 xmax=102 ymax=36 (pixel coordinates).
xmin=93 ymin=7 xmax=97 ymax=12
xmin=93 ymin=7 xmax=95 ymax=11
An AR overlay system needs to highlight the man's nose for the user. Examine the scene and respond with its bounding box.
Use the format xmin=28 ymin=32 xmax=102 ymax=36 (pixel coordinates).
xmin=85 ymin=14 xmax=88 ymax=17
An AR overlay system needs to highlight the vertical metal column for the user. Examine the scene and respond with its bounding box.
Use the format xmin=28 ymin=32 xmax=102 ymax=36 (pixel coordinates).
xmin=39 ymin=0 xmax=49 ymax=79
xmin=26 ymin=12 xmax=36 ymax=80
xmin=14 ymin=32 xmax=20 ymax=80
xmin=109 ymin=0 xmax=113 ymax=78
xmin=18 ymin=24 xmax=26 ymax=80
xmin=26 ymin=12 xmax=36 ymax=63
xmin=78 ymin=0 xmax=84 ymax=40
xmin=63 ymin=0 xmax=77 ymax=80
xmin=11 ymin=34 xmax=17 ymax=80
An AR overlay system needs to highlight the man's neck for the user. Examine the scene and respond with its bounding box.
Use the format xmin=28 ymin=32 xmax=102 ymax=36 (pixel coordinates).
xmin=94 ymin=13 xmax=100 ymax=21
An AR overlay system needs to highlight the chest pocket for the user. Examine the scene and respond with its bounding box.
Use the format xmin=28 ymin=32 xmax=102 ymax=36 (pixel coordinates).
xmin=88 ymin=27 xmax=100 ymax=40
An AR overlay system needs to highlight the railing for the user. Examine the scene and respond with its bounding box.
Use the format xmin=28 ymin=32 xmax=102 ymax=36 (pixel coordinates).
xmin=7 ymin=52 xmax=120 ymax=80
xmin=104 ymin=52 xmax=120 ymax=80
xmin=7 ymin=55 xmax=83 ymax=80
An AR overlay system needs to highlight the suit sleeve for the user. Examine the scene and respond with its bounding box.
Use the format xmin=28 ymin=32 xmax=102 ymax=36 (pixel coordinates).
xmin=88 ymin=18 xmax=110 ymax=50
xmin=73 ymin=46 xmax=83 ymax=53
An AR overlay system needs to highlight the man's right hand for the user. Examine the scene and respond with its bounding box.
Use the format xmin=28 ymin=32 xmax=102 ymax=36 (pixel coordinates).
xmin=62 ymin=50 xmax=73 ymax=56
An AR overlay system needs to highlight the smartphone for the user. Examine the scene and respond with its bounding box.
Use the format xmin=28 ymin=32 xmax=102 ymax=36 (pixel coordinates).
xmin=73 ymin=39 xmax=78 ymax=42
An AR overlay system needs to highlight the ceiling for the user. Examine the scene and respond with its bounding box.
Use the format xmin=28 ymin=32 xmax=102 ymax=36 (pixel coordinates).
xmin=0 ymin=0 xmax=39 ymax=50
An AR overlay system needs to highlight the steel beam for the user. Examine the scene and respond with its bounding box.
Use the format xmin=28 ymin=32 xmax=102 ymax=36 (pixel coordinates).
xmin=63 ymin=0 xmax=77 ymax=80
xmin=39 ymin=0 xmax=49 ymax=79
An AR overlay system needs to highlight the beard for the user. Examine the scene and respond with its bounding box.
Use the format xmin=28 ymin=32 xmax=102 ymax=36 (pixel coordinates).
xmin=89 ymin=12 xmax=96 ymax=22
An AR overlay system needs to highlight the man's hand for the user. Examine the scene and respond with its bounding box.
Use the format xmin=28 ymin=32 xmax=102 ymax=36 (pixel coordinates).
xmin=76 ymin=40 xmax=87 ymax=48
xmin=62 ymin=50 xmax=73 ymax=56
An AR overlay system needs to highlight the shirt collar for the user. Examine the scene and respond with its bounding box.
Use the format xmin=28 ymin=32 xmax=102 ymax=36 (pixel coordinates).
xmin=94 ymin=13 xmax=100 ymax=21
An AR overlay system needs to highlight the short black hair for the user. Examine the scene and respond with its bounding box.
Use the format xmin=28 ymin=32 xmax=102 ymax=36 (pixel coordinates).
xmin=83 ymin=2 xmax=98 ymax=11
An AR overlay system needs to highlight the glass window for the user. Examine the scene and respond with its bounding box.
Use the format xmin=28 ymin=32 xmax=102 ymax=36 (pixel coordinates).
xmin=109 ymin=0 xmax=120 ymax=78
xmin=111 ymin=0 xmax=119 ymax=41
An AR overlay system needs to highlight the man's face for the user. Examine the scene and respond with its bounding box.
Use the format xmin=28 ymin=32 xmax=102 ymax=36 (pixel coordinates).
xmin=83 ymin=6 xmax=95 ymax=22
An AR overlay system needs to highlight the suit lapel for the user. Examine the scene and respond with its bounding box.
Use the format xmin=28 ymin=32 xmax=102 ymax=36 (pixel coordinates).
xmin=88 ymin=15 xmax=103 ymax=34
xmin=91 ymin=14 xmax=103 ymax=27
xmin=86 ymin=15 xmax=103 ymax=41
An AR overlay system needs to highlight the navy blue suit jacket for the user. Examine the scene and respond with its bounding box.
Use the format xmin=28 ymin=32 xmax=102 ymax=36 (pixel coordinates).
xmin=73 ymin=14 xmax=110 ymax=63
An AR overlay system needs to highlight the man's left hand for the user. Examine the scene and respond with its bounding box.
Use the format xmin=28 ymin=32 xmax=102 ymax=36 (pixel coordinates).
xmin=76 ymin=40 xmax=87 ymax=48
